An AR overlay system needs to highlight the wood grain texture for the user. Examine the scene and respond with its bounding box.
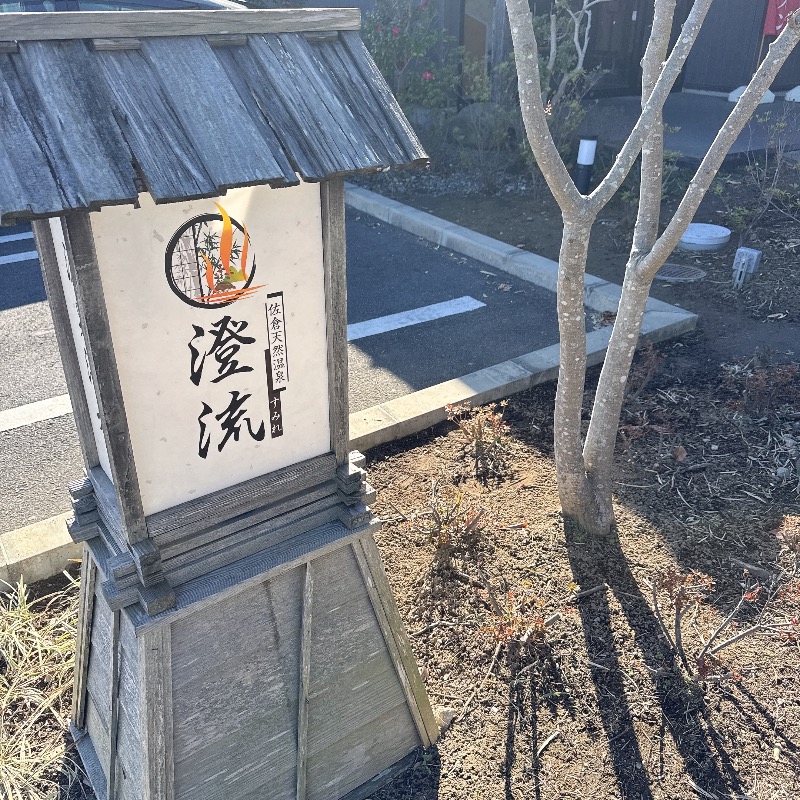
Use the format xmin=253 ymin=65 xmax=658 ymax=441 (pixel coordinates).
xmin=32 ymin=219 xmax=100 ymax=470
xmin=71 ymin=721 xmax=110 ymax=800
xmin=339 ymin=31 xmax=427 ymax=164
xmin=305 ymin=545 xmax=419 ymax=800
xmin=94 ymin=48 xmax=218 ymax=202
xmin=16 ymin=40 xmax=138 ymax=203
xmin=63 ymin=213 xmax=148 ymax=545
xmin=170 ymin=570 xmax=301 ymax=800
xmin=115 ymin=613 xmax=143 ymax=800
xmin=72 ymin=547 xmax=97 ymax=729
xmin=321 ymin=179 xmax=349 ymax=464
xmin=157 ymin=483 xmax=338 ymax=559
xmin=0 ymin=55 xmax=76 ymax=223
xmin=160 ymin=500 xmax=341 ymax=589
xmin=91 ymin=38 xmax=141 ymax=51
xmin=139 ymin=624 xmax=174 ymax=800
xmin=87 ymin=585 xmax=114 ymax=734
xmin=85 ymin=696 xmax=112 ymax=791
xmin=128 ymin=521 xmax=371 ymax=635
xmin=0 ymin=10 xmax=362 ymax=41
xmin=107 ymin=610 xmax=121 ymax=800
xmin=140 ymin=36 xmax=293 ymax=191
xmin=1 ymin=24 xmax=427 ymax=222
xmin=297 ymin=562 xmax=313 ymax=800
xmin=353 ymin=538 xmax=438 ymax=746
xmin=215 ymin=41 xmax=322 ymax=179
xmin=147 ymin=452 xmax=335 ymax=542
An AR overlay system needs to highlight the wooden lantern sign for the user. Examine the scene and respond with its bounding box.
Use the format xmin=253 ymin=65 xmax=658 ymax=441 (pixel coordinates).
xmin=0 ymin=10 xmax=437 ymax=800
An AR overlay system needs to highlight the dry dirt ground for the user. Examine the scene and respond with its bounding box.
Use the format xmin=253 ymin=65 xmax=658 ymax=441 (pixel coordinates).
xmin=355 ymin=167 xmax=800 ymax=800
xmin=7 ymin=166 xmax=800 ymax=800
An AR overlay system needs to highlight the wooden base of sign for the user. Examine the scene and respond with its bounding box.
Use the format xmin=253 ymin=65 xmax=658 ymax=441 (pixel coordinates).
xmin=68 ymin=456 xmax=437 ymax=800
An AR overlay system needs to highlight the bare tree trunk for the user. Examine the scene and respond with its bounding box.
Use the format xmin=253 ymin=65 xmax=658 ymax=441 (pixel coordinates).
xmin=505 ymin=0 xmax=800 ymax=536
xmin=553 ymin=216 xmax=599 ymax=529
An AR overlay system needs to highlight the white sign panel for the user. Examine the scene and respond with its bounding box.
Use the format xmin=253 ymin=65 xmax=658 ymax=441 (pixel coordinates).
xmin=90 ymin=183 xmax=331 ymax=516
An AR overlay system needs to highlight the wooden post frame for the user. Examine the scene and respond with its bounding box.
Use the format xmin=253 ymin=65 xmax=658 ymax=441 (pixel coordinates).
xmin=6 ymin=11 xmax=434 ymax=800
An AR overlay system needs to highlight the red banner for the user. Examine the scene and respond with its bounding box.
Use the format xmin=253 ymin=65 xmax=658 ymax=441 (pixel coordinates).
xmin=764 ymin=0 xmax=800 ymax=36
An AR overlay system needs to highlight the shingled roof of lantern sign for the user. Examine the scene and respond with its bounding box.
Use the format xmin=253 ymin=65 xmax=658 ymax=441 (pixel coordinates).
xmin=0 ymin=9 xmax=428 ymax=225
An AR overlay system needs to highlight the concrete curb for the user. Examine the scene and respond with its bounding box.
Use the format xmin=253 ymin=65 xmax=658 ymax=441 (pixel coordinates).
xmin=8 ymin=186 xmax=697 ymax=585
xmin=346 ymin=183 xmax=698 ymax=452
xmin=0 ymin=513 xmax=80 ymax=588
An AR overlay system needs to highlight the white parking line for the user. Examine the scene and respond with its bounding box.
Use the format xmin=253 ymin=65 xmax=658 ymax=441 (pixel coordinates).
xmin=347 ymin=295 xmax=486 ymax=341
xmin=0 ymin=395 xmax=73 ymax=433
xmin=0 ymin=250 xmax=38 ymax=265
xmin=0 ymin=231 xmax=34 ymax=244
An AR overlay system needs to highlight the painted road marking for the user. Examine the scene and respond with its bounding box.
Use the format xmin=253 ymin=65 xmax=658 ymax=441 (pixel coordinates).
xmin=0 ymin=231 xmax=34 ymax=244
xmin=347 ymin=295 xmax=486 ymax=342
xmin=0 ymin=395 xmax=73 ymax=433
xmin=0 ymin=250 xmax=38 ymax=266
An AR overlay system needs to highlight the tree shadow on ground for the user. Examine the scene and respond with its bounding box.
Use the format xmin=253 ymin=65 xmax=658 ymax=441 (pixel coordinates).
xmin=564 ymin=523 xmax=744 ymax=800
xmin=503 ymin=641 xmax=576 ymax=800
xmin=371 ymin=745 xmax=442 ymax=800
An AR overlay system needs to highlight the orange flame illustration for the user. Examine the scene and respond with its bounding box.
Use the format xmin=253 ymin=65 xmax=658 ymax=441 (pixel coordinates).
xmin=240 ymin=222 xmax=249 ymax=281
xmin=201 ymin=252 xmax=216 ymax=292
xmin=214 ymin=202 xmax=233 ymax=277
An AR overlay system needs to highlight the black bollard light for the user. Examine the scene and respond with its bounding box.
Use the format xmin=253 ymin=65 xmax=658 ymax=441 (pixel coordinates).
xmin=573 ymin=134 xmax=598 ymax=195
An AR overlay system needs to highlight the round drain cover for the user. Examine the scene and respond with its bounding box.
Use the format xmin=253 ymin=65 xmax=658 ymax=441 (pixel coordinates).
xmin=655 ymin=262 xmax=706 ymax=282
xmin=677 ymin=222 xmax=731 ymax=251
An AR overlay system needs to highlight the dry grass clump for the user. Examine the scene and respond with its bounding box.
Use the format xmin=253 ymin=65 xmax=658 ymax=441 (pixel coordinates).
xmin=0 ymin=574 xmax=84 ymax=800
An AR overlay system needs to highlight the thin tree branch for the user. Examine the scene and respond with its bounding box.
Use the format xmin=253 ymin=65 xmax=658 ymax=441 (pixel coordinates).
xmin=640 ymin=13 xmax=800 ymax=276
xmin=587 ymin=0 xmax=716 ymax=210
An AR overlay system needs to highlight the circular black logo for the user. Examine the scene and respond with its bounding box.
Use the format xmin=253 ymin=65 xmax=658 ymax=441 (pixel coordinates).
xmin=165 ymin=204 xmax=261 ymax=309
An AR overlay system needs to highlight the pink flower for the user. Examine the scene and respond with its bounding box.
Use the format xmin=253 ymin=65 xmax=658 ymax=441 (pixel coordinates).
xmin=422 ymin=71 xmax=433 ymax=80
xmin=375 ymin=23 xmax=382 ymax=31
xmin=392 ymin=26 xmax=400 ymax=35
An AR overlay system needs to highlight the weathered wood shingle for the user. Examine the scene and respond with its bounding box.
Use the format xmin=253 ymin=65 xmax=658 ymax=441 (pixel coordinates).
xmin=0 ymin=12 xmax=428 ymax=224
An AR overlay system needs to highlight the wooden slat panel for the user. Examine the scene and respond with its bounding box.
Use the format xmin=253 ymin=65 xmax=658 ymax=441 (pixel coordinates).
xmin=339 ymin=31 xmax=427 ymax=164
xmin=307 ymin=702 xmax=418 ymax=800
xmin=15 ymin=41 xmax=138 ymax=206
xmin=85 ymin=694 xmax=112 ymax=787
xmin=209 ymin=45 xmax=300 ymax=184
xmin=115 ymin=705 xmax=144 ymax=800
xmin=171 ymin=569 xmax=302 ymax=800
xmin=353 ymin=538 xmax=438 ymax=745
xmin=296 ymin=562 xmax=313 ymax=800
xmin=313 ymin=40 xmax=406 ymax=165
xmin=71 ymin=549 xmax=97 ymax=729
xmin=86 ymin=586 xmax=114 ymax=733
xmin=95 ymin=48 xmax=218 ymax=202
xmin=307 ymin=651 xmax=408 ymax=752
xmin=107 ymin=610 xmax=122 ymax=800
xmin=139 ymin=625 xmax=174 ymax=800
xmin=161 ymin=502 xmax=341 ymax=589
xmin=248 ymin=36 xmax=352 ymax=177
xmin=0 ymin=10 xmax=361 ymax=42
xmin=276 ymin=34 xmax=380 ymax=170
xmin=147 ymin=452 xmax=335 ymax=542
xmin=140 ymin=37 xmax=292 ymax=192
xmin=0 ymin=56 xmax=73 ymax=223
xmin=215 ymin=42 xmax=325 ymax=179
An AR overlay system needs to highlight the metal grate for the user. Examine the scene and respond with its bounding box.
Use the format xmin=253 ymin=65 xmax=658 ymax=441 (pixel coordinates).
xmin=655 ymin=262 xmax=706 ymax=283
